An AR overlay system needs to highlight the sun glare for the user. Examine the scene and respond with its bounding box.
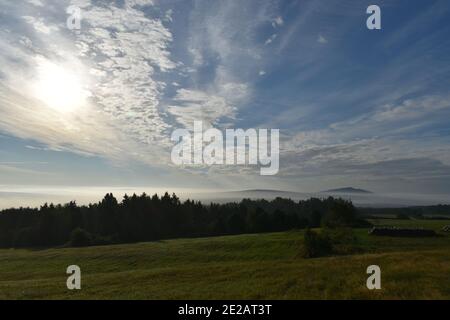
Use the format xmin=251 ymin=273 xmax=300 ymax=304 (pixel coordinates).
xmin=32 ymin=58 xmax=89 ymax=113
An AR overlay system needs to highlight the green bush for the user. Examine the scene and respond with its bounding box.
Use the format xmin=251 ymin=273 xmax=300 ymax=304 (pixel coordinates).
xmin=302 ymin=228 xmax=333 ymax=258
xmin=323 ymin=227 xmax=356 ymax=244
xmin=322 ymin=227 xmax=361 ymax=255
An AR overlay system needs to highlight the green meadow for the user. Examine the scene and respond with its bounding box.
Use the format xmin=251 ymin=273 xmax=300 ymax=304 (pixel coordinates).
xmin=0 ymin=219 xmax=449 ymax=300
xmin=368 ymin=217 xmax=449 ymax=229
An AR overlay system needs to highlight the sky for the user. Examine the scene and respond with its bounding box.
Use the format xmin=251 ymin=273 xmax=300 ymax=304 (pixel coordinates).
xmin=1 ymin=0 xmax=450 ymax=206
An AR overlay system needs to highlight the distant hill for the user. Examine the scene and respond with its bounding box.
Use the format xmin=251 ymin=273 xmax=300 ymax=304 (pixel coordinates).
xmin=190 ymin=188 xmax=450 ymax=208
xmin=321 ymin=187 xmax=372 ymax=194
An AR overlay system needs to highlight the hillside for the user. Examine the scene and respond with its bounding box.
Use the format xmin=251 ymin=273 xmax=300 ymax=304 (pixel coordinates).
xmin=1 ymin=221 xmax=450 ymax=299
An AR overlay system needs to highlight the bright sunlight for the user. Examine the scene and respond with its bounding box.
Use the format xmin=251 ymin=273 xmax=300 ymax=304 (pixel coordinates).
xmin=32 ymin=58 xmax=89 ymax=113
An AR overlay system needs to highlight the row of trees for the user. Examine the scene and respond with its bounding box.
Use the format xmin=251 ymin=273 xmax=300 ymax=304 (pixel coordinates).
xmin=0 ymin=193 xmax=359 ymax=248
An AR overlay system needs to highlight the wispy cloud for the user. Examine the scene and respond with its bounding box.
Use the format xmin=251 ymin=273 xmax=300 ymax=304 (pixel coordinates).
xmin=272 ymin=16 xmax=283 ymax=28
xmin=167 ymin=88 xmax=237 ymax=128
xmin=0 ymin=0 xmax=176 ymax=166
xmin=1 ymin=0 xmax=450 ymax=194
xmin=317 ymin=34 xmax=327 ymax=44
xmin=264 ymin=33 xmax=277 ymax=45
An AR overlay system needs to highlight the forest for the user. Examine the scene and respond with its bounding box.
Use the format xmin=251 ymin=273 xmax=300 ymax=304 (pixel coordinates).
xmin=0 ymin=193 xmax=360 ymax=248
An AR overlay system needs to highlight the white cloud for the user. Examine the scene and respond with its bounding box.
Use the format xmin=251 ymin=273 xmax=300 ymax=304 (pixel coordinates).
xmin=22 ymin=16 xmax=59 ymax=34
xmin=125 ymin=0 xmax=154 ymax=7
xmin=272 ymin=16 xmax=284 ymax=28
xmin=164 ymin=9 xmax=173 ymax=22
xmin=264 ymin=33 xmax=277 ymax=45
xmin=189 ymin=47 xmax=204 ymax=67
xmin=0 ymin=1 xmax=177 ymax=167
xmin=27 ymin=0 xmax=44 ymax=7
xmin=167 ymin=88 xmax=238 ymax=129
xmin=1 ymin=0 xmax=268 ymax=175
xmin=373 ymin=95 xmax=450 ymax=122
xmin=184 ymin=0 xmax=273 ymax=126
xmin=278 ymin=94 xmax=450 ymax=182
xmin=317 ymin=34 xmax=328 ymax=44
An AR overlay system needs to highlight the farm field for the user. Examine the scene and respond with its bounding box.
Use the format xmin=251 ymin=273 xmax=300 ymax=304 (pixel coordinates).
xmin=1 ymin=220 xmax=450 ymax=300
xmin=368 ymin=218 xmax=450 ymax=230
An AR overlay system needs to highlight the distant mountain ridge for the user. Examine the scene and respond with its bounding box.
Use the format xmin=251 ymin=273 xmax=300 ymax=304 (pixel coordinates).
xmin=321 ymin=187 xmax=372 ymax=194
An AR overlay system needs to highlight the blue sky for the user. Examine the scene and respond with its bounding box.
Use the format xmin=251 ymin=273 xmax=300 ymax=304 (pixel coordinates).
xmin=1 ymin=0 xmax=450 ymax=204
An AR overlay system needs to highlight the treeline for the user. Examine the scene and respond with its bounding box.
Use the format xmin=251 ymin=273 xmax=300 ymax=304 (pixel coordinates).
xmin=0 ymin=193 xmax=360 ymax=248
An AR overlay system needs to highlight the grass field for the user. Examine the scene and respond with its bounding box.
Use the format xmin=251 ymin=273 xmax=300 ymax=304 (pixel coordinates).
xmin=1 ymin=219 xmax=450 ymax=299
xmin=368 ymin=218 xmax=450 ymax=230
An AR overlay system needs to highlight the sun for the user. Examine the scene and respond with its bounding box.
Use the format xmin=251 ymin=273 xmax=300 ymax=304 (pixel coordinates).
xmin=32 ymin=58 xmax=89 ymax=113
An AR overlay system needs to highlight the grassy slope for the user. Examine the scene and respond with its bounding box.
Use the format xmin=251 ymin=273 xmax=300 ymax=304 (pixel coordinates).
xmin=0 ymin=220 xmax=450 ymax=299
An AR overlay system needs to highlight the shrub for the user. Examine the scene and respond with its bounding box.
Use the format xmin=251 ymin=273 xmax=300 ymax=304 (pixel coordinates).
xmin=70 ymin=228 xmax=92 ymax=247
xmin=322 ymin=227 xmax=361 ymax=255
xmin=323 ymin=227 xmax=356 ymax=244
xmin=302 ymin=228 xmax=333 ymax=258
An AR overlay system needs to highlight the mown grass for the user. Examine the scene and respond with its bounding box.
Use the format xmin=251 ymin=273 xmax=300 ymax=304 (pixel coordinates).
xmin=1 ymin=224 xmax=450 ymax=299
